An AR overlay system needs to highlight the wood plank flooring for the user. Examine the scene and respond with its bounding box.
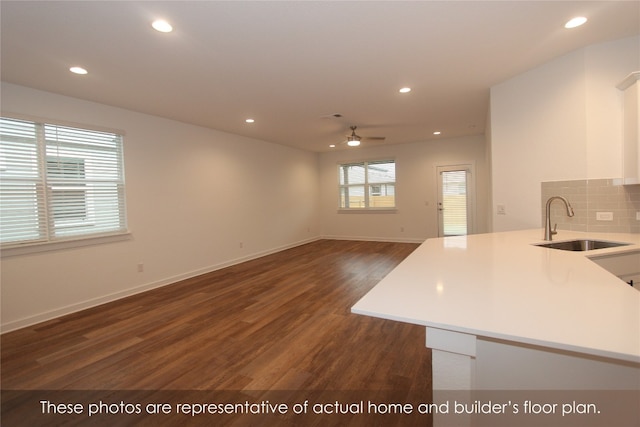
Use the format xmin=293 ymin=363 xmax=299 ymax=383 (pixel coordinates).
xmin=1 ymin=240 xmax=432 ymax=426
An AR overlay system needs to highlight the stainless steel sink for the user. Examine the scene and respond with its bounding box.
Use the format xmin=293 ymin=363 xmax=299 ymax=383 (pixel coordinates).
xmin=534 ymin=239 xmax=630 ymax=251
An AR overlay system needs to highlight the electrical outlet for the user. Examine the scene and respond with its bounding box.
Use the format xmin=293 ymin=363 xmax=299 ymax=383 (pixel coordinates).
xmin=497 ymin=204 xmax=506 ymax=215
xmin=137 ymin=263 xmax=144 ymax=273
xmin=596 ymin=212 xmax=614 ymax=221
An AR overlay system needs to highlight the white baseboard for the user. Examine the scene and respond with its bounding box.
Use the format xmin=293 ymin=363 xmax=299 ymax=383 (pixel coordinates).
xmin=321 ymin=234 xmax=425 ymax=244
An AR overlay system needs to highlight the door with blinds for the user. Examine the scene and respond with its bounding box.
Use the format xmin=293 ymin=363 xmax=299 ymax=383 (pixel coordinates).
xmin=437 ymin=165 xmax=474 ymax=237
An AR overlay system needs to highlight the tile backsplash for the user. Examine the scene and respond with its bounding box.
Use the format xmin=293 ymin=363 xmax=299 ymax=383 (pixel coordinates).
xmin=541 ymin=179 xmax=640 ymax=234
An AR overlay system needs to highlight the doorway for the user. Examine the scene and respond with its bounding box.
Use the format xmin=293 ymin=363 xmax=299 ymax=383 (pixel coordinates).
xmin=437 ymin=164 xmax=475 ymax=237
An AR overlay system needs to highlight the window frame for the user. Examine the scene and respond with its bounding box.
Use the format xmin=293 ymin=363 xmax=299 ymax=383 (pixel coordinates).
xmin=337 ymin=159 xmax=397 ymax=211
xmin=0 ymin=115 xmax=130 ymax=256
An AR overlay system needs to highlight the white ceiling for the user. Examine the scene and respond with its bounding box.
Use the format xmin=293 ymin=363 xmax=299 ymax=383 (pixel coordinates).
xmin=1 ymin=1 xmax=638 ymax=152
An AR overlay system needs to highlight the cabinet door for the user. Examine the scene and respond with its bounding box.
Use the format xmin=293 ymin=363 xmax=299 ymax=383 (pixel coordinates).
xmin=618 ymin=72 xmax=640 ymax=185
xmin=590 ymin=251 xmax=640 ymax=282
xmin=620 ymin=273 xmax=640 ymax=290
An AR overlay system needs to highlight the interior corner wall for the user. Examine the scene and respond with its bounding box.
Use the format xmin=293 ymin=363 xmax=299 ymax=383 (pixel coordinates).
xmin=489 ymin=36 xmax=640 ymax=232
xmin=318 ymin=134 xmax=489 ymax=242
xmin=0 ymin=82 xmax=320 ymax=332
xmin=484 ymin=100 xmax=494 ymax=232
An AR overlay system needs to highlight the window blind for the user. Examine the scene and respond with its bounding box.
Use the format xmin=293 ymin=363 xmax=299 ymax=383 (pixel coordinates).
xmin=0 ymin=117 xmax=127 ymax=246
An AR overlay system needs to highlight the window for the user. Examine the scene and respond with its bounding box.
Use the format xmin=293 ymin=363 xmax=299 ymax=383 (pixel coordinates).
xmin=47 ymin=157 xmax=88 ymax=224
xmin=338 ymin=160 xmax=395 ymax=209
xmin=0 ymin=117 xmax=127 ymax=247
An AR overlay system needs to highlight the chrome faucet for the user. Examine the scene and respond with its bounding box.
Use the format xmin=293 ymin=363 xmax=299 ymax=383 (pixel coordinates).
xmin=544 ymin=196 xmax=575 ymax=241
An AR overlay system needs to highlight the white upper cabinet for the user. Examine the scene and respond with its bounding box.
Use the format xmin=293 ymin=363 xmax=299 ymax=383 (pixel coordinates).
xmin=618 ymin=72 xmax=640 ymax=185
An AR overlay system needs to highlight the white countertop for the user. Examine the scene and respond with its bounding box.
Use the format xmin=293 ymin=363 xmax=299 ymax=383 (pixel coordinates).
xmin=351 ymin=229 xmax=640 ymax=363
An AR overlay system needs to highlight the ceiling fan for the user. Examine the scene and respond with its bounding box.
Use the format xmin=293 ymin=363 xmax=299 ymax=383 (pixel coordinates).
xmin=344 ymin=126 xmax=385 ymax=147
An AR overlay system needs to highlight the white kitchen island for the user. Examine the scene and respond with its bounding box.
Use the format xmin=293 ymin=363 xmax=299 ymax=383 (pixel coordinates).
xmin=352 ymin=229 xmax=640 ymax=425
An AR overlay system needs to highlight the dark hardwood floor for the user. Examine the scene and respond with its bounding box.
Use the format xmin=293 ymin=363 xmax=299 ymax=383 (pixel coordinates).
xmin=2 ymin=240 xmax=433 ymax=426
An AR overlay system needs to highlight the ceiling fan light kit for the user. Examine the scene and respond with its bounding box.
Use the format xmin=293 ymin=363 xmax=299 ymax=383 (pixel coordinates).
xmin=342 ymin=125 xmax=384 ymax=148
xmin=347 ymin=126 xmax=362 ymax=147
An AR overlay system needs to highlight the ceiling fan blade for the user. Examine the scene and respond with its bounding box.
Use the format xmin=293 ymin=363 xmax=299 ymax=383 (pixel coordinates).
xmin=363 ymin=136 xmax=386 ymax=141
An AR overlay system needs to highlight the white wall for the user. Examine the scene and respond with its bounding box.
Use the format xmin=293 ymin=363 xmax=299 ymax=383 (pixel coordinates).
xmin=490 ymin=36 xmax=640 ymax=232
xmin=0 ymin=83 xmax=320 ymax=331
xmin=319 ymin=135 xmax=489 ymax=242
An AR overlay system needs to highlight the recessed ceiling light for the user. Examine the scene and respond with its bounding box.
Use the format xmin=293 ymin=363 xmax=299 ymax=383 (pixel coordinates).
xmin=69 ymin=66 xmax=88 ymax=75
xmin=329 ymin=144 xmax=336 ymax=148
xmin=245 ymin=118 xmax=255 ymax=123
xmin=565 ymin=17 xmax=587 ymax=29
xmin=433 ymin=131 xmax=441 ymax=135
xmin=152 ymin=19 xmax=173 ymax=33
xmin=399 ymin=87 xmax=411 ymax=93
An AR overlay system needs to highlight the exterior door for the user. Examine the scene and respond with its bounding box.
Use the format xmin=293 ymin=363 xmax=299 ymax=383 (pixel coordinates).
xmin=437 ymin=165 xmax=474 ymax=237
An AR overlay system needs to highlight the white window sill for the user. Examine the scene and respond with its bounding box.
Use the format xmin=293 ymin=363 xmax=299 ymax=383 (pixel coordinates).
xmin=337 ymin=208 xmax=397 ymax=214
xmin=1 ymin=231 xmax=132 ymax=257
